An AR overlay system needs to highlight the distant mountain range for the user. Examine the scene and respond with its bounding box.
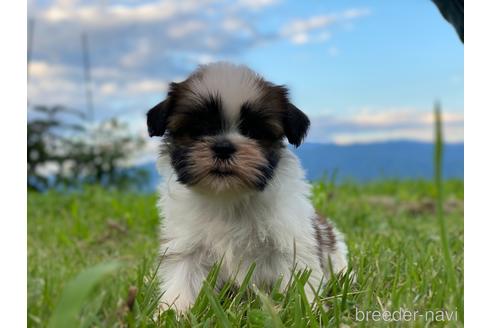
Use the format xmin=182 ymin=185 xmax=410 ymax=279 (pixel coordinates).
xmin=138 ymin=141 xmax=464 ymax=191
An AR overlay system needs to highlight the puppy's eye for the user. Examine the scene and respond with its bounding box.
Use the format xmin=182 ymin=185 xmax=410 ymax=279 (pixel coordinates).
xmin=170 ymin=95 xmax=223 ymax=138
xmin=174 ymin=113 xmax=221 ymax=138
xmin=239 ymin=104 xmax=282 ymax=141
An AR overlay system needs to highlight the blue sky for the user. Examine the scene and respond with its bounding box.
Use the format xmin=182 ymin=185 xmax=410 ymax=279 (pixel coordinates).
xmin=28 ymin=0 xmax=463 ymax=146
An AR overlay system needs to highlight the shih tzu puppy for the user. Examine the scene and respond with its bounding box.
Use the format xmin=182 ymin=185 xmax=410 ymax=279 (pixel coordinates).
xmin=147 ymin=62 xmax=348 ymax=312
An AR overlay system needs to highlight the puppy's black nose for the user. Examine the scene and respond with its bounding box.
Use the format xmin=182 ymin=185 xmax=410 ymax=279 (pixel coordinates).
xmin=212 ymin=140 xmax=236 ymax=159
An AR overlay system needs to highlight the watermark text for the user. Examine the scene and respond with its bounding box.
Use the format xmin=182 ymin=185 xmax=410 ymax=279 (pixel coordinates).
xmin=355 ymin=308 xmax=457 ymax=322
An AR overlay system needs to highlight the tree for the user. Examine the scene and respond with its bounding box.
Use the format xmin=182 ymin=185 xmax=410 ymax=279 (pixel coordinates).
xmin=27 ymin=105 xmax=148 ymax=191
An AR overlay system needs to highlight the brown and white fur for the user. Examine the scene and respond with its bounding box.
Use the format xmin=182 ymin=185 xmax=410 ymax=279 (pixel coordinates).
xmin=147 ymin=62 xmax=348 ymax=312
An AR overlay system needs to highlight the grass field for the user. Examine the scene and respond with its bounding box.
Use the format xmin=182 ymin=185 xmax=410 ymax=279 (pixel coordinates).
xmin=27 ymin=179 xmax=463 ymax=327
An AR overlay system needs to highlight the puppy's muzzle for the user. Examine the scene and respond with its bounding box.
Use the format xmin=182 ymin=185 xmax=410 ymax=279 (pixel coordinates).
xmin=212 ymin=139 xmax=236 ymax=160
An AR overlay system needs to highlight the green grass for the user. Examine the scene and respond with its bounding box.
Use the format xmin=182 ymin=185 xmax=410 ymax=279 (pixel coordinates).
xmin=28 ymin=179 xmax=463 ymax=327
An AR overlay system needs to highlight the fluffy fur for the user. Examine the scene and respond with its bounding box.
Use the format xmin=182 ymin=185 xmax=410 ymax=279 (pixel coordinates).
xmin=147 ymin=62 xmax=348 ymax=312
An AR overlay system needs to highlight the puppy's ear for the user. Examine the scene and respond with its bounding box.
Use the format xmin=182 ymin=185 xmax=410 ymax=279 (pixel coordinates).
xmin=147 ymin=99 xmax=171 ymax=137
xmin=283 ymin=103 xmax=310 ymax=147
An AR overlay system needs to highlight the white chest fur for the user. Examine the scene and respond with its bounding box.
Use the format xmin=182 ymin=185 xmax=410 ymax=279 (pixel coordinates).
xmin=156 ymin=148 xmax=341 ymax=311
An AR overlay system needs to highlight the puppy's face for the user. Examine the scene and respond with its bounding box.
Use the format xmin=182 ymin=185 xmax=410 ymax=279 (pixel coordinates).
xmin=147 ymin=63 xmax=310 ymax=193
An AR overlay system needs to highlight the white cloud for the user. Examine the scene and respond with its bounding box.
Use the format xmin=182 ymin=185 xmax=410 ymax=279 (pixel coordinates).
xmin=284 ymin=15 xmax=336 ymax=35
xmin=29 ymin=61 xmax=52 ymax=77
xmin=28 ymin=77 xmax=82 ymax=108
xmin=167 ymin=20 xmax=206 ymax=39
xmin=99 ymin=82 xmax=118 ymax=96
xmin=91 ymin=67 xmax=126 ymax=80
xmin=330 ymin=126 xmax=464 ymax=145
xmin=195 ymin=53 xmax=218 ymax=65
xmin=222 ymin=17 xmax=245 ymax=31
xmin=119 ymin=39 xmax=152 ymax=68
xmin=238 ymin=0 xmax=278 ymax=10
xmin=341 ymin=8 xmax=371 ymax=19
xmin=291 ymin=33 xmax=309 ymax=45
xmin=125 ymin=79 xmax=167 ymax=94
xmin=39 ymin=0 xmax=210 ymax=25
xmin=307 ymin=109 xmax=464 ymax=144
xmin=28 ymin=60 xmax=83 ymax=106
xmin=349 ymin=109 xmax=463 ymax=127
xmin=29 ymin=60 xmax=72 ymax=78
xmin=27 ymin=59 xmax=167 ymax=116
xmin=281 ymin=8 xmax=370 ymax=45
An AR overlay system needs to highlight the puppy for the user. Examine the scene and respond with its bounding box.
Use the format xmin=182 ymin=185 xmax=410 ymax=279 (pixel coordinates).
xmin=147 ymin=62 xmax=348 ymax=312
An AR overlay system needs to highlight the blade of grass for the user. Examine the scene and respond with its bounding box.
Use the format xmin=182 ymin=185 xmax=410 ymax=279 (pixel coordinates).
xmin=202 ymin=281 xmax=231 ymax=328
xmin=257 ymin=289 xmax=285 ymax=328
xmin=47 ymin=261 xmax=121 ymax=328
xmin=295 ymin=270 xmax=318 ymax=328
xmin=192 ymin=260 xmax=223 ymax=315
xmin=228 ymin=262 xmax=256 ymax=309
xmin=434 ymin=103 xmax=462 ymax=321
